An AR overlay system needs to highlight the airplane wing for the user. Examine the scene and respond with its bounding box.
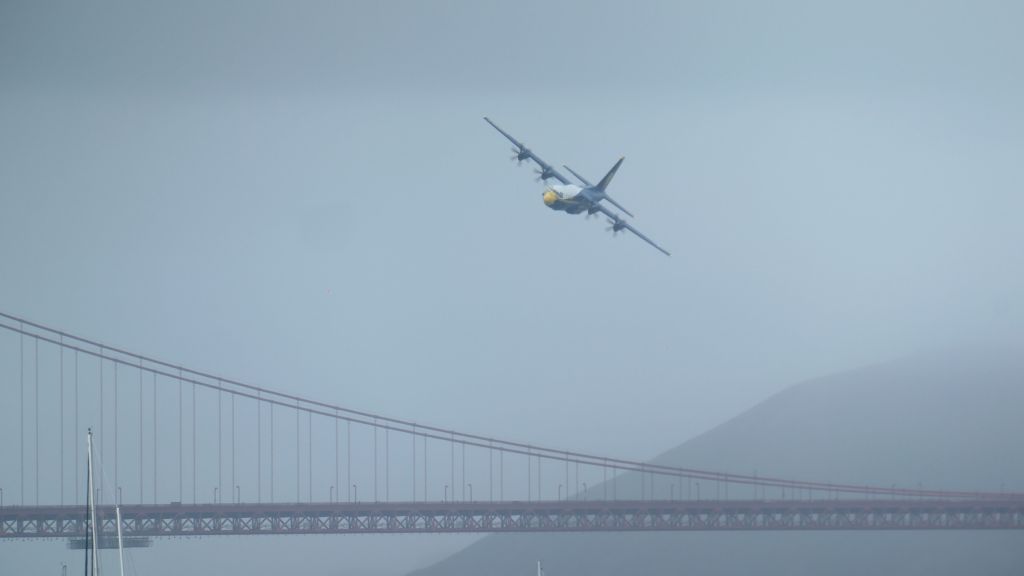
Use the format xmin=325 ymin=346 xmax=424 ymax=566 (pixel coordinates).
xmin=593 ymin=203 xmax=671 ymax=256
xmin=484 ymin=117 xmax=571 ymax=185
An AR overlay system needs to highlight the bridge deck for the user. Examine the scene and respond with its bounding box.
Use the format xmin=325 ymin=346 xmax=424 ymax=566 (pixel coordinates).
xmin=4 ymin=499 xmax=1023 ymax=538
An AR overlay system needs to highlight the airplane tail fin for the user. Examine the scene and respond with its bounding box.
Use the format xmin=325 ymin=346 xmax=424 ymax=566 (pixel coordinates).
xmin=594 ymin=157 xmax=634 ymax=216
xmin=595 ymin=157 xmax=624 ymax=191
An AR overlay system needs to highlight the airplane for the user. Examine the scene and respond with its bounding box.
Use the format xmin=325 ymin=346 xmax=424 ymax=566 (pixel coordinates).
xmin=484 ymin=117 xmax=671 ymax=256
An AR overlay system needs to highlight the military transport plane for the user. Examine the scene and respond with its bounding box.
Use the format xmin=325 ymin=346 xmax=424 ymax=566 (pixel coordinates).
xmin=485 ymin=117 xmax=670 ymax=256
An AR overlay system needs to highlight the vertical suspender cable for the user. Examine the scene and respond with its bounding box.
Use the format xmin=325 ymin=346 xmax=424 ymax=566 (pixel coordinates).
xmin=75 ymin=350 xmax=79 ymax=506
xmin=257 ymin=391 xmax=261 ymax=503
xmin=99 ymin=347 xmax=103 ymax=504
xmin=218 ymin=380 xmax=222 ymax=502
xmin=270 ymin=402 xmax=274 ymax=502
xmin=385 ymin=427 xmax=389 ymax=502
xmin=139 ymin=360 xmax=143 ymax=503
xmin=61 ymin=336 xmax=64 ymax=505
xmin=178 ymin=368 xmax=182 ymax=503
xmin=232 ymin=391 xmax=236 ymax=503
xmin=35 ymin=337 xmax=39 ymax=505
xmin=334 ymin=409 xmax=339 ymax=503
xmin=114 ymin=363 xmax=118 ymax=503
xmin=527 ymin=447 xmax=531 ymax=501
xmin=373 ymin=418 xmax=378 ymax=502
xmin=347 ymin=420 xmax=351 ymax=502
xmin=412 ymin=424 xmax=416 ymax=502
xmin=153 ymin=372 xmax=157 ymax=504
xmin=20 ymin=324 xmax=23 ymax=505
xmin=308 ymin=409 xmax=312 ymax=503
xmin=192 ymin=379 xmax=196 ymax=503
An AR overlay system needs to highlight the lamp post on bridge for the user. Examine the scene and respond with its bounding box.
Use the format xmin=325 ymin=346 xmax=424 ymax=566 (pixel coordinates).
xmin=117 ymin=487 xmax=122 ymax=506
xmin=582 ymin=482 xmax=587 ymax=501
xmin=444 ymin=484 xmax=449 ymax=502
xmin=352 ymin=484 xmax=358 ymax=503
xmin=467 ymin=483 xmax=473 ymax=502
xmin=695 ymin=481 xmax=700 ymax=501
xmin=558 ymin=484 xmax=563 ymax=501
xmin=213 ymin=487 xmax=219 ymax=504
xmin=330 ymin=485 xmax=334 ymax=503
xmin=236 ymin=485 xmax=240 ymax=504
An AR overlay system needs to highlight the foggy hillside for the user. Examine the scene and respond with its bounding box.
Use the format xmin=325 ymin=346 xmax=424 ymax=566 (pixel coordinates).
xmin=410 ymin=349 xmax=1024 ymax=576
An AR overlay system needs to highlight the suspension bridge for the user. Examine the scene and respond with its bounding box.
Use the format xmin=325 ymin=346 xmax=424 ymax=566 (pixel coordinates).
xmin=1 ymin=311 xmax=1022 ymax=541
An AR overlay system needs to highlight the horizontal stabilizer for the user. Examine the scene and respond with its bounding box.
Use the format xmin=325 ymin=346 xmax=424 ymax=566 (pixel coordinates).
xmin=601 ymin=194 xmax=634 ymax=218
xmin=562 ymin=165 xmax=593 ymax=187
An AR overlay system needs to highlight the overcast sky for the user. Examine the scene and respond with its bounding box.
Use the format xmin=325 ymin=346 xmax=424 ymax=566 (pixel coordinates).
xmin=2 ymin=1 xmax=1022 ymax=574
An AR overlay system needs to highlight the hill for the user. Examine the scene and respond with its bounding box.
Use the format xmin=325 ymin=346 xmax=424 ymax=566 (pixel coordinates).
xmin=409 ymin=349 xmax=1024 ymax=576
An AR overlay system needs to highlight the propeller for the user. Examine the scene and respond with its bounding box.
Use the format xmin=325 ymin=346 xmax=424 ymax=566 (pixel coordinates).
xmin=606 ymin=217 xmax=627 ymax=236
xmin=534 ymin=166 xmax=556 ymax=181
xmin=510 ymin=147 xmax=530 ymax=165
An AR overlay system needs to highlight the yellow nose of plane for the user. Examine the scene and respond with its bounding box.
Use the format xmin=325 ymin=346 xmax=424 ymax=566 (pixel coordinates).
xmin=542 ymin=190 xmax=559 ymax=206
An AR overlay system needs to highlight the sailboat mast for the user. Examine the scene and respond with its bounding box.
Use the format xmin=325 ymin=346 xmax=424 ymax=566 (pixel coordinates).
xmin=88 ymin=430 xmax=100 ymax=576
xmin=84 ymin=430 xmax=91 ymax=576
xmin=116 ymin=506 xmax=125 ymax=576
